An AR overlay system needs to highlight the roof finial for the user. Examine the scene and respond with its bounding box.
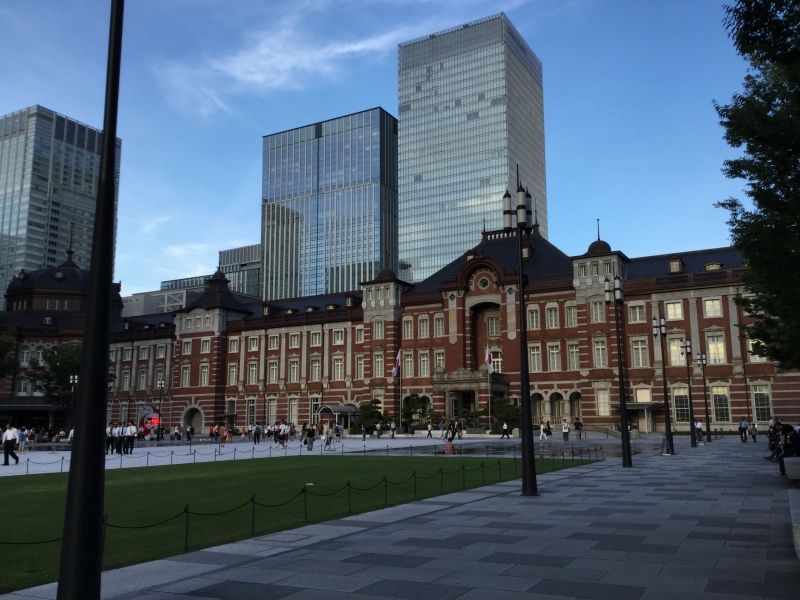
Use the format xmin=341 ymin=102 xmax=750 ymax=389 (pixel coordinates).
xmin=482 ymin=217 xmax=486 ymax=233
xmin=68 ymin=222 xmax=74 ymax=260
xmin=516 ymin=164 xmax=523 ymax=192
xmin=596 ymin=218 xmax=600 ymax=241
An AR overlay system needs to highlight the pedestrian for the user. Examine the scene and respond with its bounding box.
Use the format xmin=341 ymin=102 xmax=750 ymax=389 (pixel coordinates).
xmin=126 ymin=421 xmax=137 ymax=453
xmin=426 ymin=422 xmax=433 ymax=438
xmin=390 ymin=420 xmax=397 ymax=439
xmin=2 ymin=424 xmax=19 ymax=465
xmin=501 ymin=421 xmax=510 ymax=439
xmin=106 ymin=422 xmax=115 ymax=454
xmin=695 ymin=419 xmax=704 ymax=445
xmin=361 ymin=423 xmax=367 ymax=441
xmin=739 ymin=417 xmax=749 ymax=443
xmin=573 ymin=416 xmax=583 ymax=441
xmin=306 ymin=425 xmax=316 ymax=451
xmin=561 ymin=418 xmax=569 ymax=442
xmin=539 ymin=421 xmax=548 ymax=442
xmin=439 ymin=418 xmax=446 ymax=438
xmin=748 ymin=422 xmax=758 ymax=443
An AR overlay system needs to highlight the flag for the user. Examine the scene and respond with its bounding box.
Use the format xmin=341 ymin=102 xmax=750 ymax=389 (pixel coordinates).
xmin=485 ymin=343 xmax=494 ymax=374
xmin=391 ymin=348 xmax=401 ymax=377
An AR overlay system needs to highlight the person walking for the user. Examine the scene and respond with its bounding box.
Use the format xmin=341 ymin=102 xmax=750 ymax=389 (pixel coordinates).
xmin=561 ymin=418 xmax=570 ymax=442
xmin=748 ymin=422 xmax=758 ymax=443
xmin=426 ymin=422 xmax=433 ymax=438
xmin=573 ymin=417 xmax=583 ymax=441
xmin=2 ymin=424 xmax=19 ymax=465
xmin=738 ymin=417 xmax=749 ymax=443
xmin=501 ymin=422 xmax=510 ymax=439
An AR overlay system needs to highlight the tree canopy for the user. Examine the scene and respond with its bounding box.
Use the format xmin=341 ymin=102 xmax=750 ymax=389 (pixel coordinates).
xmin=26 ymin=342 xmax=82 ymax=424
xmin=0 ymin=335 xmax=15 ymax=381
xmin=715 ymin=0 xmax=800 ymax=367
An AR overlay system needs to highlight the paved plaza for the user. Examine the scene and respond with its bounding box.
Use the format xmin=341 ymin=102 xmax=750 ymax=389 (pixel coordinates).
xmin=4 ymin=435 xmax=799 ymax=599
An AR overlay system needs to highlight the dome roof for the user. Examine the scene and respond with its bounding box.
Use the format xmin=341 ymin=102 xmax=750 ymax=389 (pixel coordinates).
xmin=586 ymin=239 xmax=612 ymax=255
xmin=6 ymin=253 xmax=90 ymax=296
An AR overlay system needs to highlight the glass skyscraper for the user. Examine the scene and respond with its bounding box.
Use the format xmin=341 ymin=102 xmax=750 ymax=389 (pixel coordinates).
xmin=261 ymin=107 xmax=398 ymax=301
xmin=398 ymin=13 xmax=546 ymax=282
xmin=0 ymin=105 xmax=121 ymax=289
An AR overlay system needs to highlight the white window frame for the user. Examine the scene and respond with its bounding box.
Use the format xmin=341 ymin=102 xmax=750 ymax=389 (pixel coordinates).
xmin=703 ymin=297 xmax=723 ymax=318
xmin=593 ymin=337 xmax=607 ymax=368
xmin=545 ymin=305 xmax=559 ymax=329
xmin=565 ymin=304 xmax=577 ymax=328
xmin=628 ymin=304 xmax=646 ymax=324
xmin=248 ymin=362 xmax=259 ymax=385
xmin=631 ymin=338 xmax=649 ymax=368
xmin=706 ymin=332 xmax=726 ymax=364
xmin=547 ymin=343 xmax=561 ymax=371
xmin=200 ymin=338 xmax=211 ymax=354
xmin=229 ymin=338 xmax=240 ymax=353
xmin=434 ymin=315 xmax=445 ymax=337
xmin=310 ymin=331 xmax=322 ymax=347
xmin=418 ymin=316 xmax=429 ymax=338
xmin=248 ymin=336 xmax=259 ymax=351
xmin=289 ymin=332 xmax=301 ymax=348
xmin=332 ymin=329 xmax=344 ymax=345
xmin=529 ymin=344 xmax=542 ymax=373
xmin=567 ymin=342 xmax=580 ymax=370
xmin=665 ymin=301 xmax=683 ymax=320
xmin=590 ymin=301 xmax=605 ymax=323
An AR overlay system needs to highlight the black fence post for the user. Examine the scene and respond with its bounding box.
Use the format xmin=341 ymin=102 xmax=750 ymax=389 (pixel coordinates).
xmin=183 ymin=504 xmax=190 ymax=551
xmin=461 ymin=465 xmax=466 ymax=489
xmin=61 ymin=456 xmax=64 ymax=473
xmin=170 ymin=451 xmax=173 ymax=466
xmin=193 ymin=450 xmax=197 ymax=464
xmin=383 ymin=476 xmax=388 ymax=507
xmin=250 ymin=494 xmax=256 ymax=536
xmin=347 ymin=480 xmax=352 ymax=514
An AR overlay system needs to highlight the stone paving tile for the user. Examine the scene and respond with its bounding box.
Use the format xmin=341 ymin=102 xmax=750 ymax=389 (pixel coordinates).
xmin=587 ymin=521 xmax=660 ymax=530
xmin=434 ymin=571 xmax=540 ymax=592
xmin=342 ymin=552 xmax=429 ymax=568
xmin=480 ymin=551 xmax=573 ymax=568
xmin=165 ymin=551 xmax=258 ymax=567
xmin=530 ymin=578 xmax=646 ymax=600
xmin=705 ymin=578 xmax=798 ymax=599
xmin=355 ymin=578 xmax=470 ymax=600
xmin=187 ymin=581 xmax=299 ymax=599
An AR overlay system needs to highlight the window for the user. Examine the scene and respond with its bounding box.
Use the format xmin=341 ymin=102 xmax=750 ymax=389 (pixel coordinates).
xmin=590 ymin=301 xmax=605 ymax=323
xmin=184 ymin=317 xmax=191 ymax=328
xmin=156 ymin=344 xmax=166 ymax=359
xmin=545 ymin=306 xmax=559 ymax=329
xmin=332 ymin=357 xmax=344 ymax=380
xmin=123 ymin=347 xmax=132 ymax=361
xmin=628 ymin=304 xmax=646 ymax=324
xmin=268 ymin=335 xmax=279 ymax=349
xmin=119 ymin=402 xmax=129 ymax=423
xmin=182 ymin=340 xmax=191 ymax=355
xmin=565 ymin=304 xmax=577 ymax=328
xmin=529 ymin=345 xmax=542 ymax=372
xmin=228 ymin=364 xmax=238 ymax=385
xmin=490 ymin=351 xmax=503 ymax=373
xmin=289 ymin=332 xmax=301 ymax=348
xmin=332 ymin=330 xmax=344 ymax=345
xmin=310 ymin=396 xmax=321 ymax=417
xmin=138 ymin=369 xmax=147 ymax=390
xmin=591 ymin=263 xmax=599 ymax=276
xmin=604 ymin=262 xmax=612 ymax=275
xmin=310 ymin=357 xmax=321 ymax=381
xmin=310 ymin=331 xmax=322 ymax=347
xmin=665 ymin=301 xmax=683 ymax=320
xmin=288 ymin=359 xmax=299 ymax=383
xmin=246 ymin=398 xmax=256 ymax=425
xmin=199 ymin=364 xmax=209 ymax=386
xmin=139 ymin=346 xmax=149 ymax=360
xmin=635 ymin=388 xmax=651 ymax=403
xmin=487 ymin=316 xmax=500 ymax=337
xmin=435 ymin=350 xmax=445 ymax=369
xmin=180 ymin=367 xmax=189 ymax=388
xmin=19 ymin=350 xmax=29 ymax=366
xmin=567 ymin=343 xmax=580 ymax=370
xmin=703 ymin=298 xmax=722 ymax=318
xmin=229 ymin=338 xmax=240 ymax=353
xmin=109 ymin=348 xmax=117 ymax=362
xmin=265 ymin=398 xmax=277 ymax=424
xmin=120 ymin=370 xmax=130 ymax=390
xmin=248 ymin=336 xmax=259 ymax=351
xmin=195 ymin=317 xmax=202 ymax=328
xmin=712 ymin=386 xmax=731 ymax=422
xmin=419 ymin=352 xmax=430 ymax=377
xmin=204 ymin=315 xmax=211 ymax=327
xmin=266 ymin=361 xmax=277 ymax=384
xmin=707 ymin=334 xmax=726 ymax=364
xmin=668 ymin=337 xmax=685 ymax=366
xmin=748 ymin=338 xmax=767 ymax=363
xmin=434 ymin=315 xmax=445 ymax=337
xmin=527 ymin=307 xmax=540 ymax=330
xmin=547 ymin=343 xmax=561 ymax=371
xmin=373 ymin=320 xmax=384 ymax=339
xmin=355 ymin=355 xmax=364 ymax=379
xmin=752 ymin=385 xmax=771 ymax=422
xmin=669 ymin=259 xmax=683 ymax=273
xmin=418 ymin=317 xmax=429 ymax=338
xmin=593 ymin=338 xmax=607 ymax=368
xmin=200 ymin=338 xmax=211 ymax=353
xmin=402 ymin=319 xmax=413 ymax=339
xmin=288 ymin=397 xmax=298 ymax=424
xmin=403 ymin=352 xmax=414 ymax=377
xmin=374 ymin=352 xmax=384 ymax=377
xmin=631 ymin=339 xmax=648 ymax=368
xmin=355 ymin=327 xmax=364 ymax=344
xmin=154 ymin=368 xmax=164 ymax=387
xmin=579 ymin=264 xmax=587 ymax=277
xmin=596 ymin=389 xmax=610 ymax=416
xmin=249 ymin=362 xmax=260 ymax=385
xmin=16 ymin=377 xmax=30 ymax=394
xmin=673 ymin=387 xmax=689 ymax=422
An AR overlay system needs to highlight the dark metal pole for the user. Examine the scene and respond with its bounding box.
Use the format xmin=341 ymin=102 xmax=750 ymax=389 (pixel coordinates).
xmin=698 ymin=355 xmax=712 ymax=443
xmin=57 ymin=2 xmax=124 ymax=599
xmin=613 ymin=296 xmax=633 ymax=467
xmin=683 ymin=342 xmax=697 ymax=448
xmin=654 ymin=318 xmax=675 ymax=455
xmin=517 ymin=225 xmax=537 ymax=495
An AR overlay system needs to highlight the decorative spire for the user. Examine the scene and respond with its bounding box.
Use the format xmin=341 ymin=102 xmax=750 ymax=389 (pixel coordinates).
xmin=596 ymin=218 xmax=601 ymax=241
xmin=62 ymin=222 xmax=76 ymax=266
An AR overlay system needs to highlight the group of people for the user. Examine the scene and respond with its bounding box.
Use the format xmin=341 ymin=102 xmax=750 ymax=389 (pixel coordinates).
xmin=538 ymin=417 xmax=584 ymax=442
xmin=105 ymin=421 xmax=138 ymax=455
xmin=762 ymin=417 xmax=800 ymax=478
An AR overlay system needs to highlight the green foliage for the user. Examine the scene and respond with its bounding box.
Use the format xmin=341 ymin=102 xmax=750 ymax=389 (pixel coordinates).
xmin=715 ymin=1 xmax=800 ymax=367
xmin=488 ymin=396 xmax=521 ymax=433
xmin=357 ymin=398 xmax=387 ymax=432
xmin=401 ymin=393 xmax=429 ymax=426
xmin=26 ymin=342 xmax=82 ymax=424
xmin=0 ymin=334 xmax=15 ymax=380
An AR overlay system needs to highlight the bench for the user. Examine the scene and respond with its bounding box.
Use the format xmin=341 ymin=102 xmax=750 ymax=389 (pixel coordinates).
xmin=785 ymin=457 xmax=800 ymax=480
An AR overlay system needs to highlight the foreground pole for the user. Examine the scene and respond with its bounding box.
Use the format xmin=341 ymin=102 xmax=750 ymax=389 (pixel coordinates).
xmin=57 ymin=2 xmax=124 ymax=598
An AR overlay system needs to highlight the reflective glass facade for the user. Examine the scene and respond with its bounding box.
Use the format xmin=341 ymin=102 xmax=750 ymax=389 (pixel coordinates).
xmin=261 ymin=108 xmax=398 ymax=300
xmin=398 ymin=13 xmax=546 ymax=282
xmin=0 ymin=105 xmax=121 ymax=289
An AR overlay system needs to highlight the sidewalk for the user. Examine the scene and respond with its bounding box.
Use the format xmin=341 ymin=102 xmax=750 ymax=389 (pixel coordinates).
xmin=6 ymin=437 xmax=798 ymax=599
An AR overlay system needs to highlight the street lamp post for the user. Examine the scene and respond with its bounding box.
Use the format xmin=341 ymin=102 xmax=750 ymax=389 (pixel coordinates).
xmin=156 ymin=379 xmax=165 ymax=441
xmin=652 ymin=317 xmax=675 ymax=455
xmin=503 ymin=183 xmax=538 ymax=496
xmin=696 ymin=353 xmax=712 ymax=443
xmin=605 ymin=276 xmax=633 ymax=467
xmin=680 ymin=340 xmax=697 ymax=447
xmin=69 ymin=374 xmax=79 ymax=428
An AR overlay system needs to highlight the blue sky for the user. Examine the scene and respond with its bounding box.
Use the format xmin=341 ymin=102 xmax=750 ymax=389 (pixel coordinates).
xmin=0 ymin=0 xmax=748 ymax=295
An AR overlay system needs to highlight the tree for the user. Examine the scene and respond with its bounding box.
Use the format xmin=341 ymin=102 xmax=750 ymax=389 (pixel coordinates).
xmin=357 ymin=398 xmax=387 ymax=433
xmin=26 ymin=342 xmax=82 ymax=425
xmin=714 ymin=0 xmax=800 ymax=367
xmin=400 ymin=393 xmax=428 ymax=430
xmin=0 ymin=335 xmax=15 ymax=380
xmin=486 ymin=396 xmax=521 ymax=433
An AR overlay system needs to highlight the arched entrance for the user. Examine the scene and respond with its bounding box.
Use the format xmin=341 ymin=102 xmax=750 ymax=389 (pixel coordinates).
xmin=532 ymin=392 xmax=545 ymax=422
xmin=569 ymin=391 xmax=582 ymax=416
xmin=182 ymin=406 xmax=203 ymax=433
xmin=550 ymin=392 xmax=564 ymax=419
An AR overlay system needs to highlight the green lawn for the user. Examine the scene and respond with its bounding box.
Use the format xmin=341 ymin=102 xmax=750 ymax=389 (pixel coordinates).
xmin=1 ymin=453 xmax=593 ymax=592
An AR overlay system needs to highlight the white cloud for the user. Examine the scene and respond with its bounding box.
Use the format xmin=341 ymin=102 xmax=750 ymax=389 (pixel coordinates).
xmin=138 ymin=214 xmax=174 ymax=236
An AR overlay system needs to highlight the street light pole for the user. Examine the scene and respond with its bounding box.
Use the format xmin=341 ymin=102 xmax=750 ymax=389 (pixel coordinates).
xmin=503 ymin=183 xmax=538 ymax=496
xmin=696 ymin=353 xmax=712 ymax=443
xmin=69 ymin=374 xmax=79 ymax=428
xmin=652 ymin=317 xmax=675 ymax=455
xmin=605 ymin=276 xmax=632 ymax=467
xmin=680 ymin=340 xmax=697 ymax=448
xmin=156 ymin=379 xmax=165 ymax=441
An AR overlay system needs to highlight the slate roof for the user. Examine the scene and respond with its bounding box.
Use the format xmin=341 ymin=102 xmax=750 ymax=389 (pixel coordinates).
xmin=627 ymin=247 xmax=743 ymax=279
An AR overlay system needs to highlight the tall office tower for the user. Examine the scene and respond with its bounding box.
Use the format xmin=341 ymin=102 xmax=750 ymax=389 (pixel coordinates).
xmin=261 ymin=107 xmax=398 ymax=301
xmin=0 ymin=105 xmax=121 ymax=289
xmin=219 ymin=243 xmax=261 ymax=298
xmin=398 ymin=13 xmax=546 ymax=282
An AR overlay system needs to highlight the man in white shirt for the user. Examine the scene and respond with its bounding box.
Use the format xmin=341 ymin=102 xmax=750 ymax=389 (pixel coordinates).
xmin=125 ymin=421 xmax=137 ymax=454
xmin=2 ymin=424 xmax=19 ymax=465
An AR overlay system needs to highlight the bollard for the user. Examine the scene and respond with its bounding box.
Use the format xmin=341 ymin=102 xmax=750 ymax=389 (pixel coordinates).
xmin=120 ymin=453 xmax=123 ymax=469
xmin=252 ymin=447 xmax=255 ymax=459
xmin=233 ymin=448 xmax=237 ymax=461
xmin=214 ymin=449 xmax=217 ymax=462
xmin=363 ymin=444 xmax=366 ymax=456
xmin=146 ymin=452 xmax=150 ymax=467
